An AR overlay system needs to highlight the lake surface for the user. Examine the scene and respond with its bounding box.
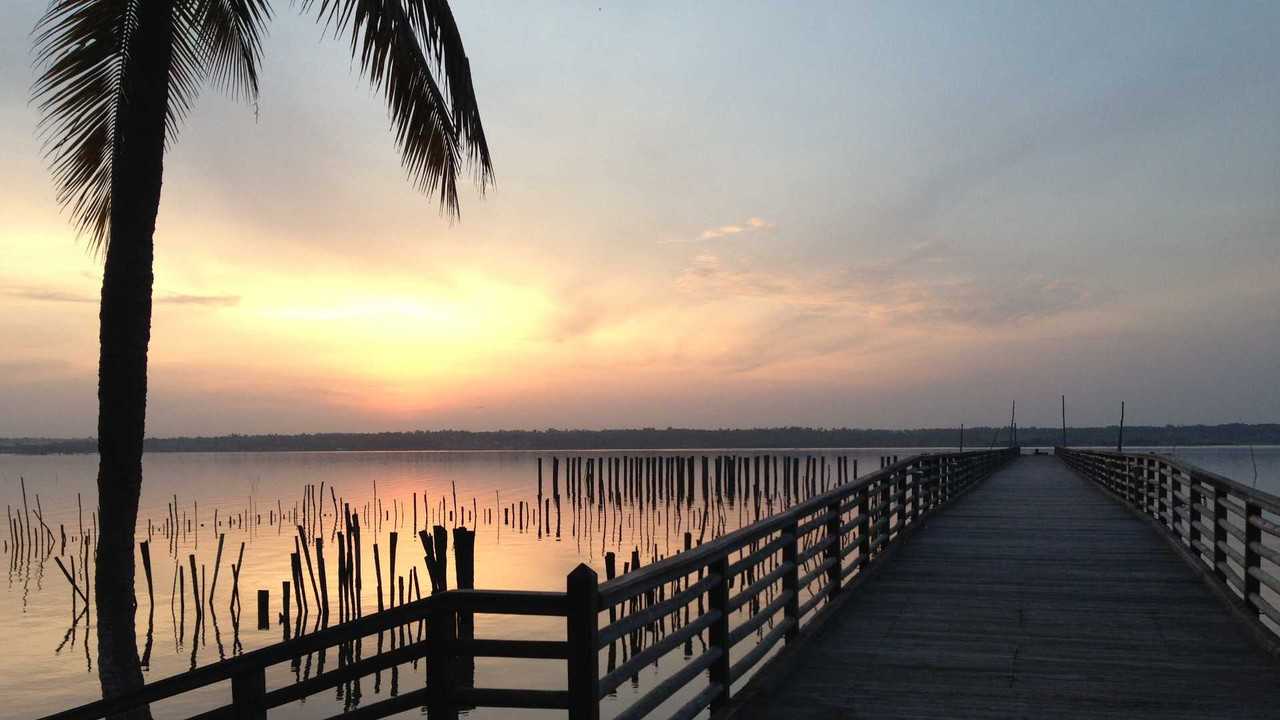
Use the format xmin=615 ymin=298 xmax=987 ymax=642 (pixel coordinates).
xmin=1 ymin=446 xmax=1277 ymax=718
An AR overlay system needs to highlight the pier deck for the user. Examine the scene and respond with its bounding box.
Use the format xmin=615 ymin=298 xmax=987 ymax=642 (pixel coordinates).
xmin=736 ymin=455 xmax=1280 ymax=719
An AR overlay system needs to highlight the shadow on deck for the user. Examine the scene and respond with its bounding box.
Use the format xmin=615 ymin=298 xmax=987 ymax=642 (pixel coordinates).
xmin=732 ymin=455 xmax=1280 ymax=719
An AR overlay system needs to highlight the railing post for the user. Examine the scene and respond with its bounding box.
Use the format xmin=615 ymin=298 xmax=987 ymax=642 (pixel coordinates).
xmin=1139 ymin=458 xmax=1151 ymax=516
xmin=907 ymin=465 xmax=919 ymax=524
xmin=825 ymin=500 xmax=841 ymax=596
xmin=857 ymin=485 xmax=870 ymax=570
xmin=880 ymin=473 xmax=892 ymax=545
xmin=427 ymin=600 xmax=458 ymax=718
xmin=1245 ymin=501 xmax=1262 ymax=616
xmin=230 ymin=666 xmax=267 ymax=720
xmin=1188 ymin=472 xmax=1202 ymax=550
xmin=566 ymin=564 xmax=600 ymax=720
xmin=783 ymin=520 xmax=800 ymax=641
xmin=1212 ymin=484 xmax=1228 ymax=584
xmin=708 ymin=555 xmax=731 ymax=713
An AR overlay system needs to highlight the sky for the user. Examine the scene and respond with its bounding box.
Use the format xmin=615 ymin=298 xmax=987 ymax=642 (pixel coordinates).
xmin=1 ymin=1 xmax=1278 ymax=437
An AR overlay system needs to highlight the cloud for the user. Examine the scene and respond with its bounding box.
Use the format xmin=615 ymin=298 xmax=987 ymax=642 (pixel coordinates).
xmin=158 ymin=293 xmax=241 ymax=307
xmin=2 ymin=286 xmax=239 ymax=307
xmin=676 ymin=248 xmax=1099 ymax=330
xmin=662 ymin=216 xmax=775 ymax=244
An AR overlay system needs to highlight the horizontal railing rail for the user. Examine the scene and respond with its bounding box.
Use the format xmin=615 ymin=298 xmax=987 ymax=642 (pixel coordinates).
xmin=41 ymin=588 xmax=570 ymax=720
xmin=1057 ymin=447 xmax=1280 ymax=637
xmin=43 ymin=448 xmax=1020 ymax=720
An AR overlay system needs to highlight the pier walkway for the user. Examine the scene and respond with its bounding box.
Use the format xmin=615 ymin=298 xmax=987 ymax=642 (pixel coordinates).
xmin=734 ymin=455 xmax=1280 ymax=719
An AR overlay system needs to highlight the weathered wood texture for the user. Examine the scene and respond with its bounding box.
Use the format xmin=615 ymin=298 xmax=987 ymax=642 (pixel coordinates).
xmin=733 ymin=455 xmax=1280 ymax=719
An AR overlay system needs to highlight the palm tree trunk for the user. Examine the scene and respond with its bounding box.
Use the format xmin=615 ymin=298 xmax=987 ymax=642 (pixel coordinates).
xmin=96 ymin=2 xmax=172 ymax=716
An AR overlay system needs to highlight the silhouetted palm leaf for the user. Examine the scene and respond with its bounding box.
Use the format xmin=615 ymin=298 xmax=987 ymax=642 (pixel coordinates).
xmin=33 ymin=0 xmax=491 ymax=252
xmin=306 ymin=0 xmax=494 ymax=214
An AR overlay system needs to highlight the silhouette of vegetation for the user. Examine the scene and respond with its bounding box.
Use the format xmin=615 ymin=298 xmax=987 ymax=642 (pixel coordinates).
xmin=31 ymin=0 xmax=492 ymax=712
xmin=5 ymin=424 xmax=1278 ymax=455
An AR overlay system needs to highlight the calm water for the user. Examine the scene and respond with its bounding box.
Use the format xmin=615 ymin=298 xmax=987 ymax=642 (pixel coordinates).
xmin=0 ymin=446 xmax=1276 ymax=719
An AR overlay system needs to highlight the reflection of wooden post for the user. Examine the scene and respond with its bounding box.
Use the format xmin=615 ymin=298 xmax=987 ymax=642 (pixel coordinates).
xmin=566 ymin=564 xmax=600 ymax=720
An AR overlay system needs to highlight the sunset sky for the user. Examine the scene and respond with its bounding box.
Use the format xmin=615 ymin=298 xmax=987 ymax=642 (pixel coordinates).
xmin=2 ymin=2 xmax=1278 ymax=437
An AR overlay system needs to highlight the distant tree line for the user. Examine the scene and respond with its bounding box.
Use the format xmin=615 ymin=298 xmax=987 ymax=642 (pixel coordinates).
xmin=2 ymin=423 xmax=1278 ymax=455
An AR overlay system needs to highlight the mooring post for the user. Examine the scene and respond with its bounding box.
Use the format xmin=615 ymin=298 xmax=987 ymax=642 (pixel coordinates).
xmin=256 ymin=589 xmax=269 ymax=629
xmin=230 ymin=666 xmax=267 ymax=720
xmin=566 ymin=564 xmax=600 ymax=720
xmin=708 ymin=555 xmax=731 ymax=713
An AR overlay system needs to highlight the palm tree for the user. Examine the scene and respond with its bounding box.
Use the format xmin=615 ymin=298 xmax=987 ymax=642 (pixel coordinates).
xmin=33 ymin=0 xmax=492 ymax=711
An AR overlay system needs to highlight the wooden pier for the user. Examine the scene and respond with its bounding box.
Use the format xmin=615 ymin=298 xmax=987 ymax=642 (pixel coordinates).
xmin=729 ymin=453 xmax=1280 ymax=719
xmin=40 ymin=448 xmax=1280 ymax=720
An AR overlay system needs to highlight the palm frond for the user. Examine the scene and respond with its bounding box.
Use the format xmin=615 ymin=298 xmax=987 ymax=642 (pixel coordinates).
xmin=403 ymin=0 xmax=492 ymax=183
xmin=32 ymin=0 xmax=243 ymax=251
xmin=305 ymin=0 xmax=493 ymax=216
xmin=197 ymin=0 xmax=272 ymax=102
xmin=32 ymin=0 xmax=137 ymax=249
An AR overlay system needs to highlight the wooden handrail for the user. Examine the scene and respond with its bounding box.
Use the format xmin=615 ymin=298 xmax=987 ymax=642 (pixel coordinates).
xmin=594 ymin=448 xmax=1018 ymax=720
xmin=1057 ymin=447 xmax=1280 ymax=636
xmin=40 ymin=588 xmax=568 ymax=720
xmin=597 ymin=453 xmax=944 ymax=606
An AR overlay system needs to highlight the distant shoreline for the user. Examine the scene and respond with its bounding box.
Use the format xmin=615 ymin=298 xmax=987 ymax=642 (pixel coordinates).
xmin=3 ymin=424 xmax=1277 ymax=455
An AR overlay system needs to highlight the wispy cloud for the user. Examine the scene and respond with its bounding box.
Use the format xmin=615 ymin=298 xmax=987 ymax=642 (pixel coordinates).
xmin=159 ymin=293 xmax=241 ymax=307
xmin=676 ymin=249 xmax=1099 ymax=329
xmin=662 ymin=217 xmax=775 ymax=244
xmin=2 ymin=286 xmax=239 ymax=307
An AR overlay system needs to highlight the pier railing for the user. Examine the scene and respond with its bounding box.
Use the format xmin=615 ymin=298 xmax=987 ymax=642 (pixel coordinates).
xmin=42 ymin=448 xmax=1018 ymax=720
xmin=1057 ymin=447 xmax=1280 ymax=636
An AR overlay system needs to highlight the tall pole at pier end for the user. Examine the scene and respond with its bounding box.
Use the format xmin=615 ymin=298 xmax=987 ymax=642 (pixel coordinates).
xmin=1118 ymin=401 xmax=1125 ymax=452
xmin=1010 ymin=402 xmax=1016 ymax=448
xmin=1061 ymin=395 xmax=1067 ymax=447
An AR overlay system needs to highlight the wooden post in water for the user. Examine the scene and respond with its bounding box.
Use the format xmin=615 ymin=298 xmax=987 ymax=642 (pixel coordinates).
xmin=315 ymin=538 xmax=329 ymax=619
xmin=188 ymin=554 xmax=201 ymax=619
xmin=566 ymin=564 xmax=600 ymax=720
xmin=139 ymin=541 xmax=154 ymax=614
xmin=373 ymin=542 xmax=385 ymax=612
xmin=209 ymin=533 xmax=225 ymax=609
xmin=257 ymin=589 xmax=269 ymax=629
xmin=281 ymin=580 xmax=291 ymax=626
